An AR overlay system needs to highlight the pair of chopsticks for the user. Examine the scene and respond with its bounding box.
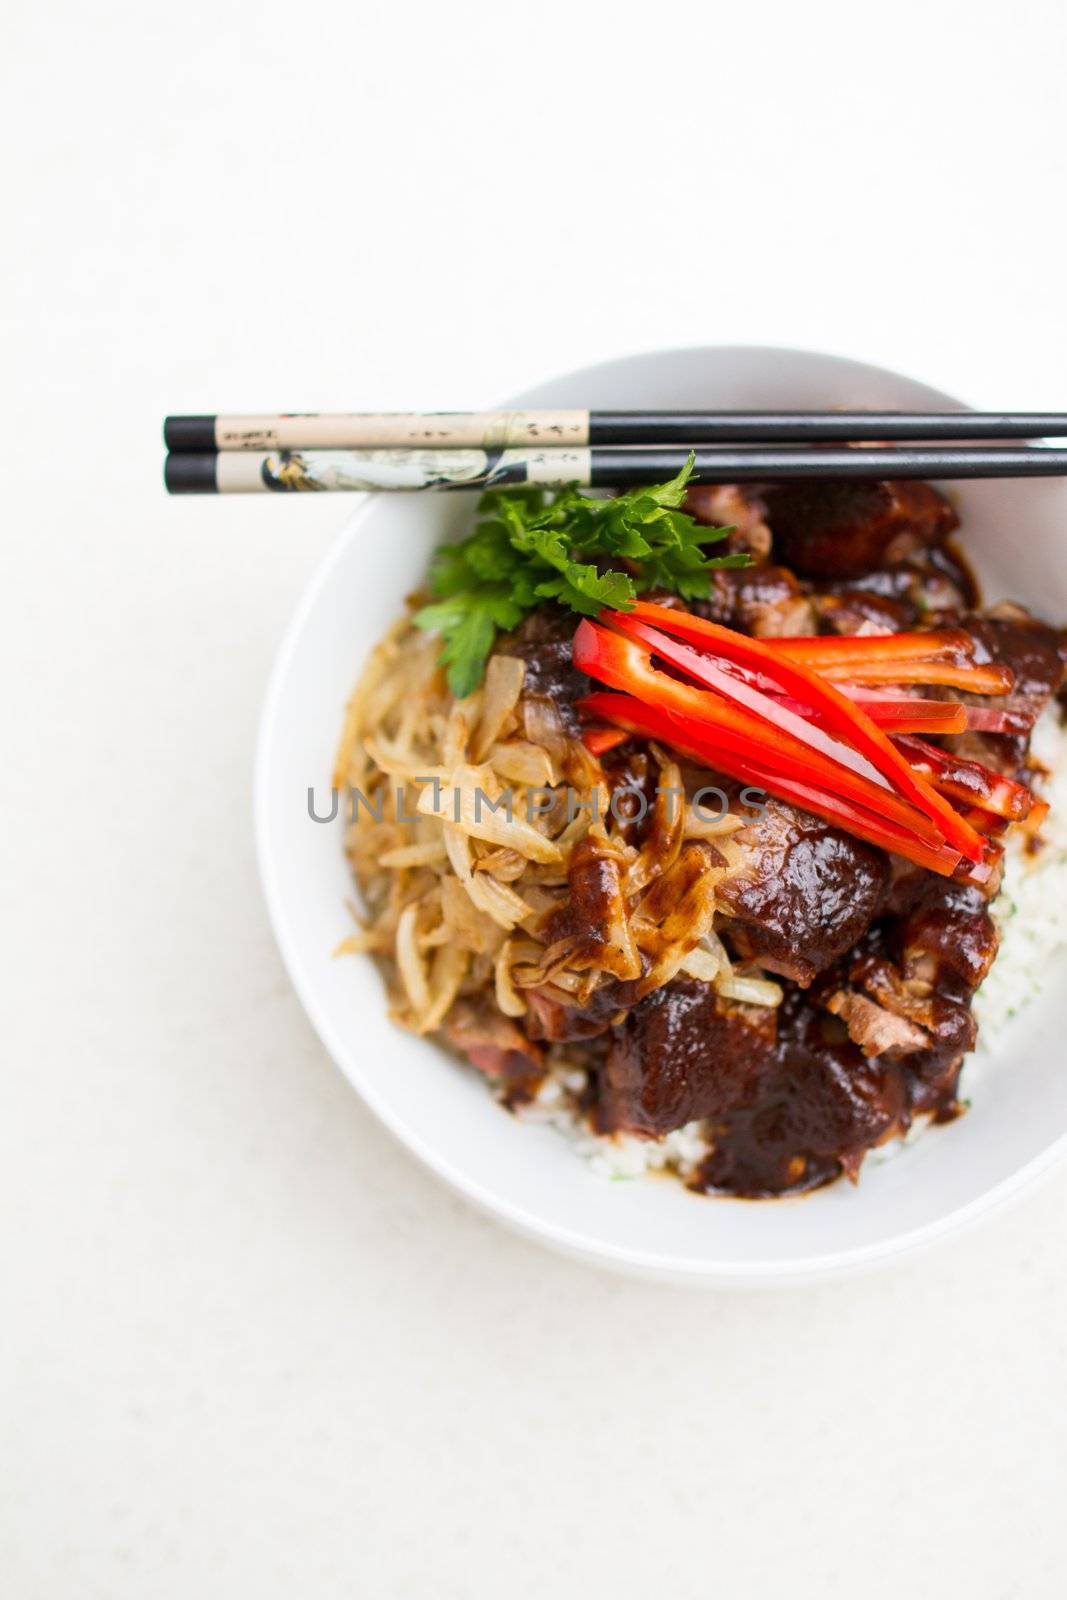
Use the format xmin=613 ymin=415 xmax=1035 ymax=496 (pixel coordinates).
xmin=163 ymin=410 xmax=1067 ymax=494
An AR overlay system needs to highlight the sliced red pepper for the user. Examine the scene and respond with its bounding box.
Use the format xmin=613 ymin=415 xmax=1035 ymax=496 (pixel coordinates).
xmin=952 ymin=803 xmax=1011 ymax=838
xmin=818 ymin=685 xmax=968 ymax=735
xmin=580 ymin=690 xmax=964 ymax=878
xmin=616 ymin=601 xmax=987 ymax=862
xmin=807 ymin=658 xmax=1015 ymax=693
xmin=763 ymin=630 xmax=1014 ymax=692
xmin=617 ymin=617 xmax=967 ymax=760
xmin=581 ymin=726 xmax=630 ymax=756
xmin=892 ymin=734 xmax=1035 ymax=821
xmin=755 ymin=683 xmax=967 ymax=734
xmin=606 ymin=616 xmax=886 ymax=781
xmin=835 ymin=691 xmax=1025 ymax=736
xmin=572 ymin=621 xmax=947 ymax=847
xmin=765 ymin=629 xmax=978 ymax=668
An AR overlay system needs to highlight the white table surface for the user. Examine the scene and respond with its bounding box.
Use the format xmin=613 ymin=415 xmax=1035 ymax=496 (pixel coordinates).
xmin=4 ymin=3 xmax=1067 ymax=1594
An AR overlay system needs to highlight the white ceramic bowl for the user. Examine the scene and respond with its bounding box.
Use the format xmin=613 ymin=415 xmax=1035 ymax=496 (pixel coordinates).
xmin=255 ymin=346 xmax=1067 ymax=1286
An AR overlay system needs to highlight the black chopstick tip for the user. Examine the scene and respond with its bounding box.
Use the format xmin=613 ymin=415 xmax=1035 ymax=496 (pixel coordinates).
xmin=164 ymin=452 xmax=218 ymax=494
xmin=164 ymin=415 xmax=217 ymax=452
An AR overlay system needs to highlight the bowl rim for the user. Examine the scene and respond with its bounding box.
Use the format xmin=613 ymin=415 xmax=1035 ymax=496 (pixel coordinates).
xmin=254 ymin=342 xmax=1067 ymax=1285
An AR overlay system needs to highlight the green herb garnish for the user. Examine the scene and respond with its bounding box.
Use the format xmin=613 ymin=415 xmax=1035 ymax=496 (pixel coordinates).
xmin=413 ymin=457 xmax=749 ymax=697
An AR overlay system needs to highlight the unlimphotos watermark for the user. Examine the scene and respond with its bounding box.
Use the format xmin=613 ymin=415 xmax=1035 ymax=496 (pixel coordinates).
xmin=307 ymin=779 xmax=768 ymax=828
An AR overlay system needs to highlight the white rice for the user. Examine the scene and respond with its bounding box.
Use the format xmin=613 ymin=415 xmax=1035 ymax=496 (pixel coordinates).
xmin=972 ymin=707 xmax=1067 ymax=1047
xmin=519 ymin=708 xmax=1067 ymax=1183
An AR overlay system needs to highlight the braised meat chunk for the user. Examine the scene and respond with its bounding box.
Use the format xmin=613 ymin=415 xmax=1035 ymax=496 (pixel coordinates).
xmin=684 ymin=483 xmax=772 ymax=561
xmin=964 ymin=609 xmax=1067 ymax=723
xmin=600 ymin=979 xmax=776 ymax=1137
xmin=764 ymin=479 xmax=958 ymax=579
xmin=894 ymin=885 xmax=1000 ymax=1001
xmin=810 ymin=874 xmax=998 ymax=1118
xmin=715 ymin=796 xmax=890 ymax=986
xmin=697 ymin=993 xmax=909 ymax=1195
xmin=811 ymin=547 xmax=978 ymax=627
xmin=447 ymin=999 xmax=543 ymax=1086
xmin=691 ymin=565 xmax=815 ymax=637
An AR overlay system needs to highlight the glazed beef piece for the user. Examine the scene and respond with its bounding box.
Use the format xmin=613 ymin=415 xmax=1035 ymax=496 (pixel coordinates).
xmin=525 ymin=979 xmax=638 ymax=1044
xmin=599 ymin=971 xmax=921 ymax=1192
xmin=965 ymin=609 xmax=1067 ymax=712
xmin=684 ymin=483 xmax=772 ymax=561
xmin=715 ymin=796 xmax=890 ymax=986
xmin=838 ymin=947 xmax=979 ymax=1113
xmin=689 ymin=566 xmax=815 ymax=636
xmin=763 ymin=479 xmax=958 ymax=579
xmin=501 ymin=605 xmax=589 ymax=736
xmin=822 ymin=988 xmax=931 ymax=1057
xmin=808 ymin=588 xmax=914 ymax=637
xmin=809 ymin=544 xmax=979 ymax=625
xmin=894 ymin=886 xmax=1000 ymax=1001
xmin=599 ymin=979 xmax=776 ymax=1137
xmin=695 ymin=992 xmax=908 ymax=1195
xmin=811 ymin=877 xmax=998 ymax=1117
xmin=446 ymin=999 xmax=543 ymax=1088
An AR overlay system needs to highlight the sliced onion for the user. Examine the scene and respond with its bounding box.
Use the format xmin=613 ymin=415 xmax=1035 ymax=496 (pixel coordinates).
xmin=417 ymin=943 xmax=470 ymax=1034
xmin=472 ymin=656 xmax=527 ymax=761
xmin=631 ymin=844 xmax=724 ymax=997
xmin=440 ymin=875 xmax=502 ymax=955
xmin=418 ymin=764 xmax=562 ymax=864
xmin=486 ymin=739 xmax=558 ymax=788
xmin=678 ymin=945 xmax=721 ymax=982
xmin=395 ymin=903 xmax=431 ymax=1015
xmin=522 ymin=694 xmax=569 ymax=763
xmin=465 ymin=870 xmax=532 ymax=930
xmin=363 ymin=736 xmax=447 ymax=784
xmin=494 ymin=940 xmax=528 ymax=1018
xmin=716 ymin=974 xmax=784 ymax=1008
xmin=377 ymin=840 xmax=448 ymax=868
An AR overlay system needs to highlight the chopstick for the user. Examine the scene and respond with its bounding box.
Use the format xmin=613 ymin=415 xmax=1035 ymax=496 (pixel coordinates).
xmin=164 ymin=444 xmax=1067 ymax=495
xmin=164 ymin=410 xmax=1067 ymax=451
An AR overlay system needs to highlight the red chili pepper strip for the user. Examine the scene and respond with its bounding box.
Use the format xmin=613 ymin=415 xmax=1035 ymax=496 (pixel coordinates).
xmin=764 ymin=631 xmax=1015 ymax=692
xmin=820 ymin=686 xmax=968 ymax=735
xmin=749 ymin=683 xmax=967 ymax=734
xmin=892 ymin=734 xmax=1035 ymax=821
xmin=580 ymin=727 xmax=630 ymax=756
xmin=837 ymin=695 xmax=1024 ymax=736
xmin=607 ymin=615 xmax=887 ymax=781
xmin=580 ymin=690 xmax=964 ymax=878
xmin=572 ymin=622 xmax=947 ymax=846
xmin=619 ymin=601 xmax=987 ymax=862
xmin=808 ymin=658 xmax=1015 ymax=693
xmin=952 ymin=804 xmax=1011 ymax=839
xmin=765 ymin=629 xmax=978 ymax=667
xmin=852 ymin=702 xmax=967 ymax=733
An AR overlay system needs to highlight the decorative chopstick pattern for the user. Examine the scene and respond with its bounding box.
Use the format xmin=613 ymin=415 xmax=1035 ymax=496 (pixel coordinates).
xmin=164 ymin=409 xmax=1067 ymax=452
xmin=164 ymin=444 xmax=1067 ymax=495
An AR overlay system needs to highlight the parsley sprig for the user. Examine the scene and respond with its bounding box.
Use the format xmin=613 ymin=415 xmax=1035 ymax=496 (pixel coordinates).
xmin=413 ymin=457 xmax=749 ymax=697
